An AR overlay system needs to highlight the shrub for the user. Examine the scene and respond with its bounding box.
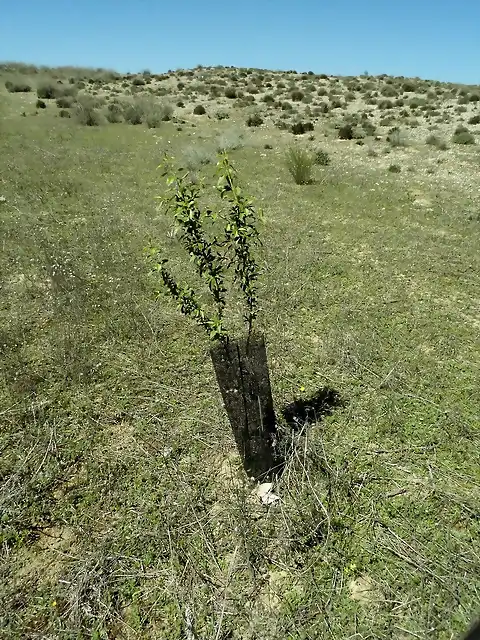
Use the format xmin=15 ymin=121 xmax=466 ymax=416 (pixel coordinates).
xmin=56 ymin=96 xmax=73 ymax=108
xmin=132 ymin=77 xmax=146 ymax=86
xmin=36 ymin=99 xmax=47 ymax=109
xmin=426 ymin=134 xmax=447 ymax=150
xmin=181 ymin=145 xmax=216 ymax=171
xmin=454 ymin=124 xmax=469 ymax=134
xmin=5 ymin=80 xmax=31 ymax=93
xmin=387 ymin=127 xmax=407 ymax=147
xmin=106 ymin=102 xmax=124 ymax=123
xmin=313 ymin=148 xmax=330 ymax=165
xmin=468 ymin=114 xmax=480 ymax=125
xmin=215 ymin=110 xmax=230 ymax=120
xmin=59 ymin=109 xmax=71 ymax=118
xmin=452 ymin=130 xmax=475 ymax=145
xmin=123 ymin=101 xmax=144 ymax=124
xmin=388 ymin=163 xmax=401 ymax=173
xmin=73 ymin=103 xmax=101 ymax=125
xmin=225 ymin=87 xmax=237 ymax=99
xmin=290 ymin=121 xmax=314 ymax=135
xmin=262 ymin=94 xmax=275 ymax=103
xmin=362 ymin=119 xmax=376 ymax=136
xmin=145 ymin=110 xmax=163 ymax=128
xmin=338 ymin=123 xmax=354 ymax=140
xmin=193 ymin=104 xmax=206 ymax=115
xmin=246 ymin=113 xmax=263 ymax=127
xmin=37 ymin=82 xmax=58 ymax=99
xmin=469 ymin=94 xmax=480 ymax=102
xmin=285 ymin=146 xmax=315 ymax=184
xmin=290 ymin=89 xmax=304 ymax=102
xmin=216 ymin=128 xmax=244 ymax=152
xmin=381 ymin=85 xmax=398 ymax=97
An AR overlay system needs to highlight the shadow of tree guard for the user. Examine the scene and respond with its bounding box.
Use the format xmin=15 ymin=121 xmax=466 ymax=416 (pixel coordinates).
xmin=281 ymin=387 xmax=343 ymax=431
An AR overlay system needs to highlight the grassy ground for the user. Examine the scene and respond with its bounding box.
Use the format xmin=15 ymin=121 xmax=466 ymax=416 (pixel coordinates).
xmin=1 ymin=66 xmax=480 ymax=639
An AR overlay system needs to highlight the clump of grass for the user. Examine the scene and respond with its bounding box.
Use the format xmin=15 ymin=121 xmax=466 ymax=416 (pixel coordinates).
xmin=426 ymin=134 xmax=448 ymax=150
xmin=285 ymin=146 xmax=315 ymax=184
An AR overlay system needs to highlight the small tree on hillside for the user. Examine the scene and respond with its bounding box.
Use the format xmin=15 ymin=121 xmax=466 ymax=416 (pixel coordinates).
xmin=146 ymin=154 xmax=282 ymax=480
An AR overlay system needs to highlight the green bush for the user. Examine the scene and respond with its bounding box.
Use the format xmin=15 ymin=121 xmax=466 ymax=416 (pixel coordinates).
xmin=59 ymin=109 xmax=71 ymax=118
xmin=381 ymin=85 xmax=398 ymax=98
xmin=468 ymin=114 xmax=480 ymax=125
xmin=285 ymin=146 xmax=315 ymax=184
xmin=426 ymin=134 xmax=448 ymax=150
xmin=74 ymin=103 xmax=102 ymax=126
xmin=181 ymin=145 xmax=216 ymax=171
xmin=193 ymin=104 xmax=206 ymax=115
xmin=246 ymin=113 xmax=263 ymax=127
xmin=216 ymin=128 xmax=244 ymax=152
xmin=5 ymin=80 xmax=31 ymax=93
xmin=291 ymin=121 xmax=314 ymax=135
xmin=388 ymin=163 xmax=401 ymax=173
xmin=338 ymin=123 xmax=354 ymax=140
xmin=37 ymin=82 xmax=58 ymax=99
xmin=452 ymin=130 xmax=475 ymax=145
xmin=106 ymin=103 xmax=124 ymax=123
xmin=122 ymin=98 xmax=157 ymax=125
xmin=262 ymin=94 xmax=275 ymax=103
xmin=224 ymin=87 xmax=237 ymax=99
xmin=290 ymin=90 xmax=304 ymax=102
xmin=215 ymin=110 xmax=230 ymax=120
xmin=387 ymin=127 xmax=408 ymax=147
xmin=36 ymin=99 xmax=47 ymax=109
xmin=145 ymin=111 xmax=162 ymax=128
xmin=313 ymin=148 xmax=330 ymax=165
xmin=56 ymin=96 xmax=73 ymax=108
xmin=132 ymin=77 xmax=145 ymax=86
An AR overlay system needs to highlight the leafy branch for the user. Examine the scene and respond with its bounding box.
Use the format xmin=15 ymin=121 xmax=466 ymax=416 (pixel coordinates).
xmin=146 ymin=153 xmax=262 ymax=342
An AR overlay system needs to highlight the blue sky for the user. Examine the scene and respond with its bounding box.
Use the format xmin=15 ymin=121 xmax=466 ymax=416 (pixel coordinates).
xmin=2 ymin=0 xmax=479 ymax=84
